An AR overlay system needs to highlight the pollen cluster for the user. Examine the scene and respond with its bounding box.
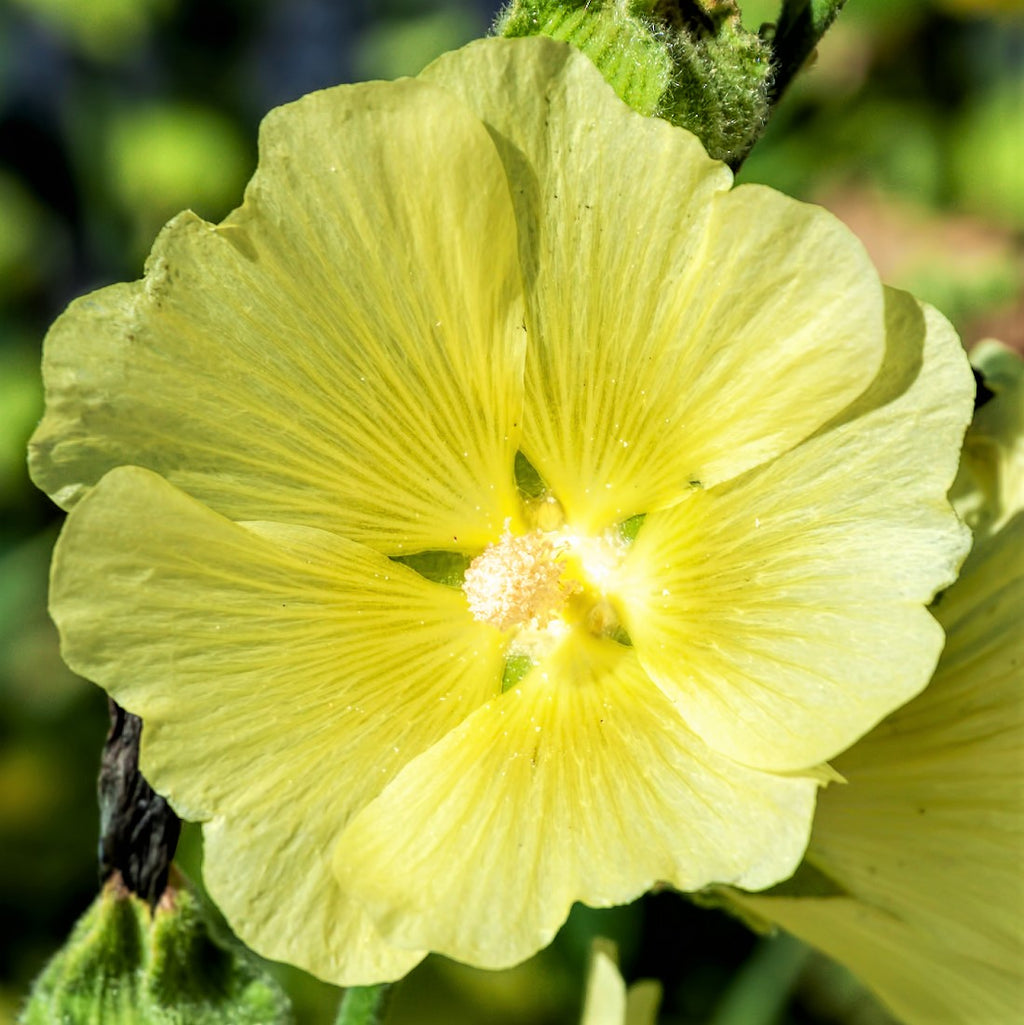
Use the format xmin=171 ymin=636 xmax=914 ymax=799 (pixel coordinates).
xmin=462 ymin=529 xmax=574 ymax=631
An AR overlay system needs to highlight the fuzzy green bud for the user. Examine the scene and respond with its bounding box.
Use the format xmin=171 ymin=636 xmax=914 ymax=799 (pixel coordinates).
xmin=495 ymin=1 xmax=774 ymax=166
xmin=20 ymin=872 xmax=293 ymax=1025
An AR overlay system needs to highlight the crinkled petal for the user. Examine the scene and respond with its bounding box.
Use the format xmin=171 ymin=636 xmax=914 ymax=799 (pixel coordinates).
xmin=30 ymin=76 xmax=526 ymax=554
xmin=731 ymin=513 xmax=1024 ymax=1024
xmin=202 ymin=814 xmax=424 ymax=986
xmin=332 ymin=633 xmax=817 ymax=969
xmin=50 ymin=466 xmax=507 ymax=982
xmin=423 ymin=38 xmax=884 ymax=529
xmin=618 ymin=290 xmax=973 ymax=771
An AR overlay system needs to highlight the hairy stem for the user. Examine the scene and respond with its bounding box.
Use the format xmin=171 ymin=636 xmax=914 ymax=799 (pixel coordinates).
xmin=768 ymin=0 xmax=849 ymax=107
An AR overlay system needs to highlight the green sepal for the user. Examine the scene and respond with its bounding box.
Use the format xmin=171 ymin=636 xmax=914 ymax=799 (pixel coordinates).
xmin=617 ymin=513 xmax=646 ymax=543
xmin=502 ymin=653 xmax=536 ymax=691
xmin=391 ymin=549 xmax=474 ymax=586
xmin=514 ymin=449 xmax=549 ymax=500
xmin=495 ymin=1 xmax=773 ymax=166
xmin=497 ymin=1 xmax=673 ymax=118
xmin=20 ymin=872 xmax=293 ymax=1025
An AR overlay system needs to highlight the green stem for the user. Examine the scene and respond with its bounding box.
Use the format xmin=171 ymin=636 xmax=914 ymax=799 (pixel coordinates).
xmin=334 ymin=984 xmax=394 ymax=1025
xmin=768 ymin=0 xmax=848 ymax=107
xmin=707 ymin=932 xmax=811 ymax=1025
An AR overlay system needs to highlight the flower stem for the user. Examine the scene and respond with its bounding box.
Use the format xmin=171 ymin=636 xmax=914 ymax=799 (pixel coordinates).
xmin=335 ymin=984 xmax=394 ymax=1025
xmin=707 ymin=932 xmax=810 ymax=1025
xmin=768 ymin=0 xmax=848 ymax=107
xmin=98 ymin=698 xmax=181 ymax=906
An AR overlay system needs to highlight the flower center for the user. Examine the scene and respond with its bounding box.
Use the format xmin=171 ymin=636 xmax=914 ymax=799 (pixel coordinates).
xmin=462 ymin=529 xmax=576 ymax=631
xmin=462 ymin=520 xmax=629 ymax=650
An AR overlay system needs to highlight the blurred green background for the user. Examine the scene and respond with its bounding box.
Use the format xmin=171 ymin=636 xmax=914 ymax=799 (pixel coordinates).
xmin=0 ymin=1 xmax=1021 ymax=1023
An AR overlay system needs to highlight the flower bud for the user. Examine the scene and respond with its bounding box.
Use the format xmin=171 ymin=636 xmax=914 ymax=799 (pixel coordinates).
xmin=21 ymin=872 xmax=293 ymax=1025
xmin=495 ymin=0 xmax=773 ymax=165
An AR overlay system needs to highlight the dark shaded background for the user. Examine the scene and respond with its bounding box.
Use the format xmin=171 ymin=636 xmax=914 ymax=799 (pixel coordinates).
xmin=1 ymin=1 xmax=1021 ymax=1022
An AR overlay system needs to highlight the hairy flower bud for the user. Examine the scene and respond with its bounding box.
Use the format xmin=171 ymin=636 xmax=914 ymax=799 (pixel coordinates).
xmin=495 ymin=0 xmax=773 ymax=165
xmin=20 ymin=872 xmax=292 ymax=1025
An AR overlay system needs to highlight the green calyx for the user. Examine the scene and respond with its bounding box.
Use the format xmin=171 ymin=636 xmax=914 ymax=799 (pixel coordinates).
xmin=20 ymin=872 xmax=293 ymax=1025
xmin=497 ymin=1 xmax=674 ymax=120
xmin=495 ymin=1 xmax=774 ymax=166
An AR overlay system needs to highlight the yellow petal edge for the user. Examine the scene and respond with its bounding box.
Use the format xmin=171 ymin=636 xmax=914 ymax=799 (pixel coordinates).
xmin=50 ymin=466 xmax=507 ymax=982
xmin=729 ymin=348 xmax=1024 ymax=1025
xmin=332 ymin=634 xmax=817 ymax=968
xmin=30 ymin=74 xmax=527 ymax=555
xmin=619 ymin=291 xmax=973 ymax=771
xmin=424 ymin=38 xmax=887 ymax=529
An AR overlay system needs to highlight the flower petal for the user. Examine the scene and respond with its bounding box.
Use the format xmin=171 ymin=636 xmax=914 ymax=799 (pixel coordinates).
xmin=50 ymin=466 xmax=507 ymax=982
xmin=30 ymin=76 xmax=526 ymax=553
xmin=811 ymin=513 xmax=1024 ymax=974
xmin=733 ymin=896 xmax=1018 ymax=1025
xmin=332 ymin=633 xmax=817 ymax=969
xmin=202 ymin=814 xmax=425 ymax=985
xmin=618 ymin=289 xmax=973 ymax=771
xmin=423 ymin=38 xmax=884 ymax=528
xmin=730 ymin=512 xmax=1024 ymax=1025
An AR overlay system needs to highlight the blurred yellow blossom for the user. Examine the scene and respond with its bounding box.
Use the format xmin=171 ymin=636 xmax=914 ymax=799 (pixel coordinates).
xmin=951 ymin=340 xmax=1024 ymax=538
xmin=30 ymin=37 xmax=973 ymax=983
xmin=729 ymin=345 xmax=1024 ymax=1025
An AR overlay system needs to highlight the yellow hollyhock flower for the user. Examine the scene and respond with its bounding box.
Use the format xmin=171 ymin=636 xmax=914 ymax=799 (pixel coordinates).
xmin=30 ymin=37 xmax=973 ymax=984
xmin=729 ymin=346 xmax=1024 ymax=1025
